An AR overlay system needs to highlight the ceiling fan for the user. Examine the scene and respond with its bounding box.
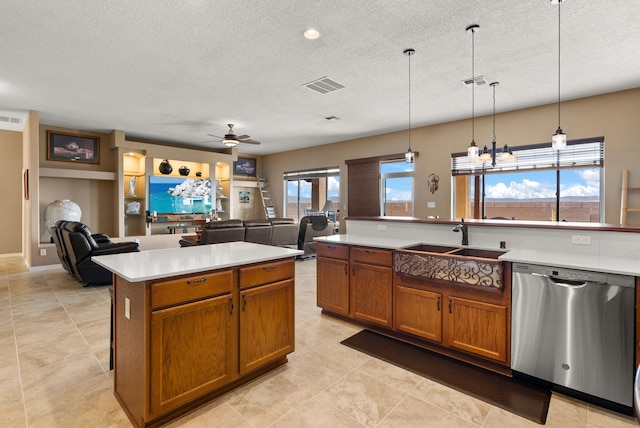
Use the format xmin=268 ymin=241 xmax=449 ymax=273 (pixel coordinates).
xmin=206 ymin=124 xmax=261 ymax=147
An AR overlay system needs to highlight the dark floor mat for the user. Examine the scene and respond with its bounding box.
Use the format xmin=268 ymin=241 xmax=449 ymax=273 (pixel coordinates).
xmin=341 ymin=329 xmax=551 ymax=424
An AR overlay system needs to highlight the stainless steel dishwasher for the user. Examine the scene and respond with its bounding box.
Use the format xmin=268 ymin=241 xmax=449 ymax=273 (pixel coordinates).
xmin=511 ymin=262 xmax=635 ymax=410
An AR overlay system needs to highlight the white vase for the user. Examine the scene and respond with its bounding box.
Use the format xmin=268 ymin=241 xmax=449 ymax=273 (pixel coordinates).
xmin=44 ymin=199 xmax=82 ymax=229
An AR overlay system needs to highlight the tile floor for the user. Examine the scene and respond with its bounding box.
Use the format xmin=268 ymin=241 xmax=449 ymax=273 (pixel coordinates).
xmin=0 ymin=254 xmax=637 ymax=428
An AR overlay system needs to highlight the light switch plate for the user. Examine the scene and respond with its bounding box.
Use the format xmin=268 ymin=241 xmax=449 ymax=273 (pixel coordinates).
xmin=377 ymin=224 xmax=387 ymax=231
xmin=427 ymin=202 xmax=436 ymax=208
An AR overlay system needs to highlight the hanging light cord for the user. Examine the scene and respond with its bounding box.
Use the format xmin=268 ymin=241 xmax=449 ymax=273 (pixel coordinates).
xmin=471 ymin=27 xmax=475 ymax=143
xmin=557 ymin=0 xmax=562 ymax=129
xmin=408 ymin=50 xmax=412 ymax=150
xmin=492 ymin=83 xmax=497 ymax=142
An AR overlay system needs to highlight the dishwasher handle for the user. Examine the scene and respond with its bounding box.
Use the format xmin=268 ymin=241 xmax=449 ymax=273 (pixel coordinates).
xmin=531 ymin=272 xmax=591 ymax=288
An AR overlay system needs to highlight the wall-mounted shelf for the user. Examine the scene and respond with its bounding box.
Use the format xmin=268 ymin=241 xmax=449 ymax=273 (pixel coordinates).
xmin=40 ymin=167 xmax=117 ymax=181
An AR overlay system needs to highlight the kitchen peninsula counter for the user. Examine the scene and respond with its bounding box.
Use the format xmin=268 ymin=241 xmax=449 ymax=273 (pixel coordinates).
xmin=94 ymin=242 xmax=302 ymax=428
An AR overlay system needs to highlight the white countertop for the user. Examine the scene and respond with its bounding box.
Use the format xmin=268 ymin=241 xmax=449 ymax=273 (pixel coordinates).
xmin=500 ymin=249 xmax=640 ymax=277
xmin=315 ymin=234 xmax=421 ymax=249
xmin=93 ymin=241 xmax=303 ymax=282
xmin=316 ymin=234 xmax=640 ymax=277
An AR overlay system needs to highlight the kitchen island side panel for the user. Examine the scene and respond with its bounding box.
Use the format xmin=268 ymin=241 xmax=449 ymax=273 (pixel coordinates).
xmin=114 ymin=276 xmax=150 ymax=427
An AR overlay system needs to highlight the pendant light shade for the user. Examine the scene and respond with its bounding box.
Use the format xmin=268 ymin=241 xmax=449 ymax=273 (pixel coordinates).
xmin=466 ymin=25 xmax=480 ymax=160
xmin=404 ymin=48 xmax=415 ymax=164
xmin=551 ymin=0 xmax=567 ymax=150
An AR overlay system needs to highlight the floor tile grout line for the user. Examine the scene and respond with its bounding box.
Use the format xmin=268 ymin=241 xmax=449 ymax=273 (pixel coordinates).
xmin=7 ymin=271 xmax=30 ymax=428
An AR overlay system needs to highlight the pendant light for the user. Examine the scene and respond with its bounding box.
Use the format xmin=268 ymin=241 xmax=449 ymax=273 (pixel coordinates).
xmin=478 ymin=82 xmax=515 ymax=166
xmin=551 ymin=0 xmax=567 ymax=150
xmin=404 ymin=48 xmax=415 ymax=164
xmin=466 ymin=25 xmax=480 ymax=159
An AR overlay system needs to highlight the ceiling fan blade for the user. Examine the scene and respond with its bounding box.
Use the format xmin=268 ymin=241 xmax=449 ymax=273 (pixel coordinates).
xmin=235 ymin=134 xmax=249 ymax=140
xmin=206 ymin=133 xmax=224 ymax=139
xmin=239 ymin=139 xmax=261 ymax=145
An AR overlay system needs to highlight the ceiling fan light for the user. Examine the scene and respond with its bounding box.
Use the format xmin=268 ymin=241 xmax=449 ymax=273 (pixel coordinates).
xmin=552 ymin=128 xmax=567 ymax=150
xmin=223 ymin=139 xmax=239 ymax=147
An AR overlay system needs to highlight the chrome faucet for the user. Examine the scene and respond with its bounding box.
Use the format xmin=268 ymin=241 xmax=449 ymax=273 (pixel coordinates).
xmin=453 ymin=219 xmax=469 ymax=246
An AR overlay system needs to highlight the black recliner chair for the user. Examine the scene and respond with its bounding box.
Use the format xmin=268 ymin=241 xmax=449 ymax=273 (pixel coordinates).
xmin=60 ymin=221 xmax=139 ymax=286
xmin=50 ymin=220 xmax=112 ymax=277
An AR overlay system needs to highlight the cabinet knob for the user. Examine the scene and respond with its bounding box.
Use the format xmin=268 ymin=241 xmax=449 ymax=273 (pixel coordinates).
xmin=186 ymin=277 xmax=207 ymax=284
xmin=229 ymin=297 xmax=234 ymax=315
xmin=262 ymin=264 xmax=277 ymax=270
xmin=437 ymin=296 xmax=441 ymax=311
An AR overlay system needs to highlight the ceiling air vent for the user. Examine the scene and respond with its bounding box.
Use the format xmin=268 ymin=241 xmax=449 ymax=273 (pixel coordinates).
xmin=462 ymin=75 xmax=488 ymax=87
xmin=303 ymin=77 xmax=345 ymax=94
xmin=0 ymin=115 xmax=23 ymax=124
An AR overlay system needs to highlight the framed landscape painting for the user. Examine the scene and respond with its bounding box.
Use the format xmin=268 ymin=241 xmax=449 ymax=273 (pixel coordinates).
xmin=47 ymin=131 xmax=100 ymax=164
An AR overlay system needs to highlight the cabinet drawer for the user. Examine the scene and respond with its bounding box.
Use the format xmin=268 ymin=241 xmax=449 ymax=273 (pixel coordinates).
xmin=317 ymin=242 xmax=349 ymax=260
xmin=350 ymin=246 xmax=392 ymax=267
xmin=240 ymin=259 xmax=294 ymax=289
xmin=151 ymin=269 xmax=233 ymax=309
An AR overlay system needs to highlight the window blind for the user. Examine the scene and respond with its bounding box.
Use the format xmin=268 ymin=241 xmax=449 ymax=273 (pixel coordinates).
xmin=284 ymin=167 xmax=340 ymax=179
xmin=451 ymin=137 xmax=604 ymax=176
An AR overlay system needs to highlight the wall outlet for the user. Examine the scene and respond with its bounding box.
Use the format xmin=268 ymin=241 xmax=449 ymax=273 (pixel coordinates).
xmin=571 ymin=235 xmax=592 ymax=245
xmin=377 ymin=224 xmax=387 ymax=232
xmin=40 ymin=248 xmax=47 ymax=256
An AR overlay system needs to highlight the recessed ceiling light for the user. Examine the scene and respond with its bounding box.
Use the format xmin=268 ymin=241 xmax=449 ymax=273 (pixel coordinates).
xmin=304 ymin=29 xmax=320 ymax=40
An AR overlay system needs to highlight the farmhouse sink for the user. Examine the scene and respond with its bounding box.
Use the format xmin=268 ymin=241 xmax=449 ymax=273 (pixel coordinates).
xmin=404 ymin=244 xmax=460 ymax=253
xmin=448 ymin=248 xmax=506 ymax=259
xmin=395 ymin=245 xmax=506 ymax=289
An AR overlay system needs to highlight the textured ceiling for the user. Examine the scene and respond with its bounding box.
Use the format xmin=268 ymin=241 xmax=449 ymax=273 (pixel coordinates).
xmin=1 ymin=0 xmax=639 ymax=155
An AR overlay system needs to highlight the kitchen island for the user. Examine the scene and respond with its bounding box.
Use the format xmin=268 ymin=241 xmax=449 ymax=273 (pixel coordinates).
xmin=94 ymin=242 xmax=302 ymax=428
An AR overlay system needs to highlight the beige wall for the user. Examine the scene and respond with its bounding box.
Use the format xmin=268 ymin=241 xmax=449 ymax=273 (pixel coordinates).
xmin=0 ymin=129 xmax=23 ymax=254
xmin=262 ymin=88 xmax=640 ymax=225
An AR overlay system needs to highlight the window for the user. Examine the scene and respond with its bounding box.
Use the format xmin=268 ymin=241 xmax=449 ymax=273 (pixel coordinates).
xmin=380 ymin=160 xmax=414 ymax=216
xmin=284 ymin=168 xmax=340 ymax=222
xmin=452 ymin=138 xmax=604 ymax=222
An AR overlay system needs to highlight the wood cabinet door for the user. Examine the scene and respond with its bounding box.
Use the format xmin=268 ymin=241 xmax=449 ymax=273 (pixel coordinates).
xmin=394 ymin=285 xmax=442 ymax=343
xmin=445 ymin=296 xmax=508 ymax=363
xmin=239 ymin=279 xmax=295 ymax=375
xmin=350 ymin=262 xmax=393 ymax=327
xmin=150 ymin=294 xmax=235 ymax=415
xmin=317 ymin=257 xmax=350 ymax=315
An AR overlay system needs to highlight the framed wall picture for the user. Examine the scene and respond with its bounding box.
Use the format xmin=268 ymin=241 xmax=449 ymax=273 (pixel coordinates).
xmin=233 ymin=157 xmax=257 ymax=177
xmin=23 ymin=169 xmax=29 ymax=200
xmin=46 ymin=131 xmax=100 ymax=164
